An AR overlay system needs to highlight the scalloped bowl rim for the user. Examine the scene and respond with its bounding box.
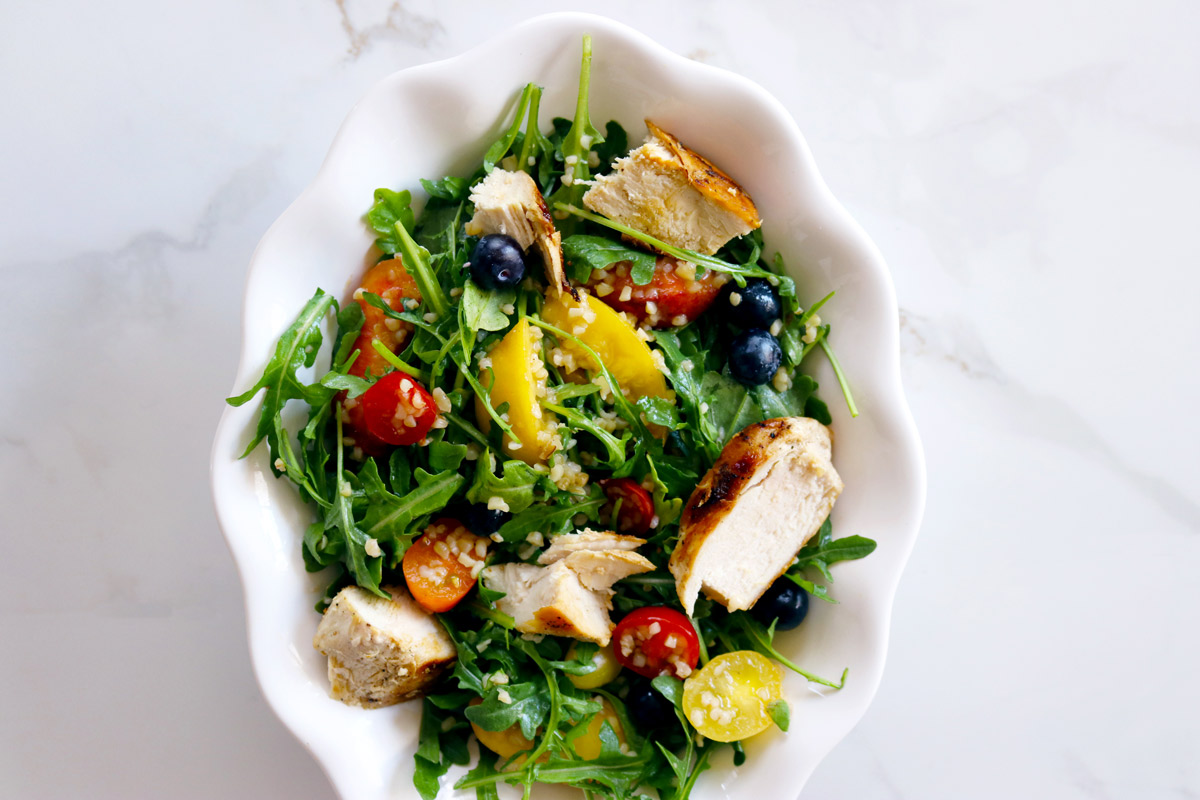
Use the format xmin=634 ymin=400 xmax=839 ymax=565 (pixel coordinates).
xmin=211 ymin=12 xmax=925 ymax=800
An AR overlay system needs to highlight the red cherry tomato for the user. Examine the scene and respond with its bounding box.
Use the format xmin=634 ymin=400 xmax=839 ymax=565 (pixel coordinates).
xmin=342 ymin=257 xmax=422 ymax=454
xmin=602 ymin=478 xmax=655 ymax=535
xmin=359 ymin=371 xmax=438 ymax=446
xmin=612 ymin=607 xmax=700 ymax=679
xmin=585 ymin=255 xmax=724 ymax=328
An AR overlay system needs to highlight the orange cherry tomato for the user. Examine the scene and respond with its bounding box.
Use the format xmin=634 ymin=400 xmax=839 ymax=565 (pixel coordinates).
xmin=348 ymin=257 xmax=421 ymax=380
xmin=601 ymin=478 xmax=655 ymax=535
xmin=342 ymin=257 xmax=422 ymax=454
xmin=586 ymin=255 xmax=724 ymax=328
xmin=402 ymin=519 xmax=489 ymax=613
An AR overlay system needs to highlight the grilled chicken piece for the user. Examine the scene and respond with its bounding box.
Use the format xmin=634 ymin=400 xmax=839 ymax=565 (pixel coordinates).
xmin=537 ymin=529 xmax=646 ymax=563
xmin=583 ymin=121 xmax=761 ymax=256
xmin=669 ymin=418 xmax=843 ymax=614
xmin=466 ymin=169 xmax=570 ymax=296
xmin=313 ymin=585 xmax=456 ymax=708
xmin=484 ymin=531 xmax=654 ymax=644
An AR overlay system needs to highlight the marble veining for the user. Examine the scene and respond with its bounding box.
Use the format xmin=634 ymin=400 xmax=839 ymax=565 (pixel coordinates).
xmin=1 ymin=1 xmax=1197 ymax=798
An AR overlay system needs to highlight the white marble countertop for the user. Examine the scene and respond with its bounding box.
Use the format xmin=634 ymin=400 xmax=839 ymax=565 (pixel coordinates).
xmin=2 ymin=2 xmax=1197 ymax=798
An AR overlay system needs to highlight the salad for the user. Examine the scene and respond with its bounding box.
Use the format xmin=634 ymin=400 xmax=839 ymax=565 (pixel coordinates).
xmin=228 ymin=36 xmax=875 ymax=800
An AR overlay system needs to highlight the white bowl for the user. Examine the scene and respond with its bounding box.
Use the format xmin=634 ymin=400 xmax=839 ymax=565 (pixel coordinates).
xmin=211 ymin=12 xmax=925 ymax=800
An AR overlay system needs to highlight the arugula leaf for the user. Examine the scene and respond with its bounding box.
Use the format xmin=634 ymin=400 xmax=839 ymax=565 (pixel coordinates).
xmin=484 ymin=83 xmax=535 ymax=172
xmin=592 ymin=120 xmax=628 ymax=174
xmin=515 ymin=84 xmax=556 ymax=191
xmin=322 ymin=414 xmax=385 ymax=596
xmin=459 ymin=279 xmax=514 ymax=356
xmin=494 ymin=497 xmax=604 ymax=543
xmin=421 ymin=176 xmax=470 ymax=202
xmin=465 ymin=451 xmax=541 ymax=515
xmin=360 ymin=463 xmax=464 ymax=544
xmin=636 ymin=395 xmax=683 ymax=431
xmin=465 ymin=682 xmax=551 ymax=740
xmin=227 ymin=289 xmax=337 ymax=462
xmin=561 ymin=235 xmax=656 ymax=285
xmin=805 ymin=394 xmax=832 ymax=425
xmin=543 ymin=400 xmax=628 ymax=468
xmin=428 ymin=440 xmax=468 ymax=472
xmin=751 ymin=373 xmax=818 ymax=419
xmin=767 ymin=699 xmax=790 ymax=732
xmin=366 ymin=188 xmax=416 ymax=254
xmin=794 ymin=533 xmax=877 ymax=567
xmin=700 ymin=371 xmax=763 ymax=453
xmin=414 ymin=699 xmax=450 ymax=800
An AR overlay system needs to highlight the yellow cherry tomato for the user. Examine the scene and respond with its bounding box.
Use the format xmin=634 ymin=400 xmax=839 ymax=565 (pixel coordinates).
xmin=475 ymin=318 xmax=557 ymax=465
xmin=566 ymin=643 xmax=623 ymax=690
xmin=681 ymin=651 xmax=783 ymax=742
xmin=468 ymin=697 xmax=536 ymax=759
xmin=571 ymin=698 xmax=626 ymax=760
xmin=541 ymin=291 xmax=674 ymax=406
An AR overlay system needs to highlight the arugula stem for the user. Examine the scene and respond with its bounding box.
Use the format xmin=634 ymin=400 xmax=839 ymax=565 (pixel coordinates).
xmin=819 ymin=338 xmax=859 ymax=418
xmin=525 ymin=317 xmax=650 ymax=441
xmin=554 ymin=203 xmax=788 ymax=289
xmin=393 ymin=221 xmax=450 ymax=318
xmin=370 ymin=339 xmax=430 ymax=381
xmin=620 ymin=574 xmax=675 ymax=587
xmin=458 ymin=367 xmax=520 ymax=441
xmin=694 ymin=622 xmax=711 ymax=666
xmin=444 ymin=412 xmax=491 ymax=449
xmin=744 ymin=622 xmax=848 ymax=688
xmin=675 ymin=748 xmax=712 ymax=800
xmin=520 ymin=645 xmax=563 ymax=781
xmin=517 ymin=85 xmax=544 ymax=174
xmin=543 ymin=402 xmax=625 ymax=466
xmin=484 ymin=84 xmax=534 ymax=172
xmin=467 ymin=601 xmax=515 ymax=630
xmin=800 ymin=290 xmax=835 ymax=323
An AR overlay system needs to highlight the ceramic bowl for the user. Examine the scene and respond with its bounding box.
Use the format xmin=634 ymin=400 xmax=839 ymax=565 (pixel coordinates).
xmin=211 ymin=12 xmax=926 ymax=800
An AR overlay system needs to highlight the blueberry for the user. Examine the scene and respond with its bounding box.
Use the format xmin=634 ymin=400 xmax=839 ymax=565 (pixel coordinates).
xmin=626 ymin=682 xmax=675 ymax=731
xmin=470 ymin=234 xmax=526 ymax=289
xmin=728 ymin=329 xmax=782 ymax=386
xmin=456 ymin=503 xmax=511 ymax=537
xmin=751 ymin=579 xmax=809 ymax=631
xmin=720 ymin=278 xmax=781 ymax=329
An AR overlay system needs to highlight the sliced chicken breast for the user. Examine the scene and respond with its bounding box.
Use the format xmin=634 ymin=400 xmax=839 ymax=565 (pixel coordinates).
xmin=669 ymin=417 xmax=843 ymax=614
xmin=537 ymin=529 xmax=646 ymax=563
xmin=582 ymin=121 xmax=761 ymax=256
xmin=313 ymin=584 xmax=456 ymax=708
xmin=485 ymin=530 xmax=654 ymax=644
xmin=466 ymin=169 xmax=570 ymax=296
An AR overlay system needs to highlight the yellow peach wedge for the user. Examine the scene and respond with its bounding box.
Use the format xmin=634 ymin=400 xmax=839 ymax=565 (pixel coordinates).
xmin=540 ymin=291 xmax=674 ymax=407
xmin=475 ymin=318 xmax=557 ymax=466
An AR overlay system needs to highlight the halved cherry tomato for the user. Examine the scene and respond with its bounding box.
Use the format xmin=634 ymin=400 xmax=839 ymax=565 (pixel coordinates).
xmin=342 ymin=257 xmax=422 ymax=453
xmin=601 ymin=478 xmax=655 ymax=535
xmin=612 ymin=607 xmax=700 ymax=679
xmin=402 ymin=519 xmax=489 ymax=613
xmin=585 ymin=255 xmax=724 ymax=328
xmin=359 ymin=371 xmax=438 ymax=446
xmin=566 ymin=642 xmax=623 ymax=689
xmin=681 ymin=651 xmax=782 ymax=742
xmin=349 ymin=257 xmax=421 ymax=380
